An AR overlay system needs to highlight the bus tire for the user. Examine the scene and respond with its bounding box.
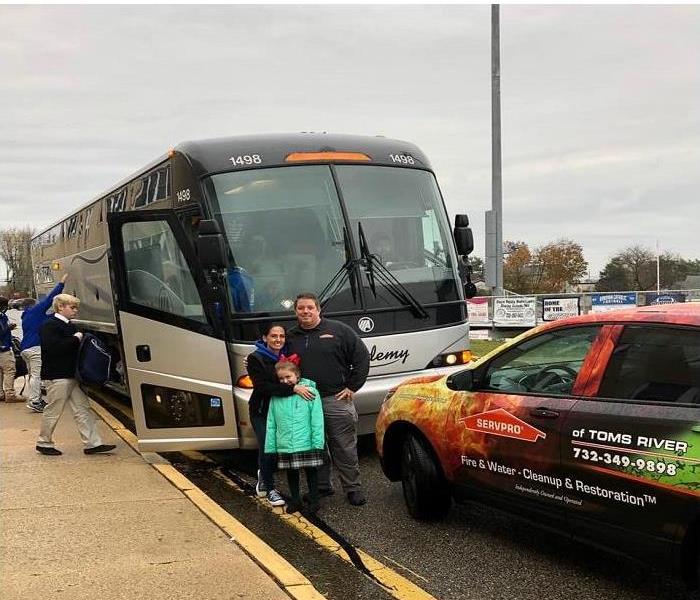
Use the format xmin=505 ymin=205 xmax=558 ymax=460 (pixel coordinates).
xmin=400 ymin=433 xmax=451 ymax=521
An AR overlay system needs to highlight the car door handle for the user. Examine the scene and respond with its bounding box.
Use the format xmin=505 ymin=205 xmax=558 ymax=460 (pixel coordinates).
xmin=530 ymin=407 xmax=560 ymax=419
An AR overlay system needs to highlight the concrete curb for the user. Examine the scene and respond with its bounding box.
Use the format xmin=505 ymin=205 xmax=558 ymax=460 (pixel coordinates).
xmin=211 ymin=471 xmax=439 ymax=600
xmin=90 ymin=400 xmax=326 ymax=600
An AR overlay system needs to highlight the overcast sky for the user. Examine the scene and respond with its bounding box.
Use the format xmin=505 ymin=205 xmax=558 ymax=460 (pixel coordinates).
xmin=1 ymin=4 xmax=698 ymax=282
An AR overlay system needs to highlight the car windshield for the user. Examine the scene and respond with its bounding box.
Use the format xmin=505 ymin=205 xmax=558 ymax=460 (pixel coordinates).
xmin=205 ymin=165 xmax=460 ymax=314
xmin=483 ymin=326 xmax=601 ymax=395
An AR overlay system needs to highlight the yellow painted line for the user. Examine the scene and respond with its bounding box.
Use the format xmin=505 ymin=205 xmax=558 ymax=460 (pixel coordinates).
xmin=89 ymin=396 xmax=326 ymax=600
xmin=152 ymin=464 xmax=196 ymax=491
xmin=184 ymin=486 xmax=324 ymax=595
xmin=90 ymin=400 xmax=139 ymax=451
xmin=179 ymin=449 xmax=214 ymax=462
xmin=211 ymin=472 xmax=438 ymax=600
xmin=285 ymin=584 xmax=327 ymax=600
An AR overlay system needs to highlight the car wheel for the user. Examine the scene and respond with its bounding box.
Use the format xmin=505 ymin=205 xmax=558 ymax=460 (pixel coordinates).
xmin=400 ymin=433 xmax=451 ymax=521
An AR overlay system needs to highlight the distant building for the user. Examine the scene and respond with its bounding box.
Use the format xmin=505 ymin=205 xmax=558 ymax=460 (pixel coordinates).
xmin=565 ymin=278 xmax=598 ymax=294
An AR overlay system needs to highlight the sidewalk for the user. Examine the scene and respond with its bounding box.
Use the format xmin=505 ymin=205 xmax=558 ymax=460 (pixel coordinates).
xmin=0 ymin=398 xmax=292 ymax=600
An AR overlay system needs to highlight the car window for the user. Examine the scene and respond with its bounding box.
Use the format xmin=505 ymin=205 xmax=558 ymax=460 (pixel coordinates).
xmin=480 ymin=326 xmax=601 ymax=395
xmin=597 ymin=325 xmax=700 ymax=404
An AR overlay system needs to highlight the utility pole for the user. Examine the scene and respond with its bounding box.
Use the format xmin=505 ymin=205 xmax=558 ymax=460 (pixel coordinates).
xmin=656 ymin=239 xmax=661 ymax=293
xmin=491 ymin=3 xmax=503 ymax=297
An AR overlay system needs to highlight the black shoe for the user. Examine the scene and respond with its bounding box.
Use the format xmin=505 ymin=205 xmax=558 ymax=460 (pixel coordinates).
xmin=286 ymin=500 xmax=302 ymax=514
xmin=84 ymin=444 xmax=116 ymax=455
xmin=36 ymin=446 xmax=62 ymax=456
xmin=347 ymin=490 xmax=367 ymax=506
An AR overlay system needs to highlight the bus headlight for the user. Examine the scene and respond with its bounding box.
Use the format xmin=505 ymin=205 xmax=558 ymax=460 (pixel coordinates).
xmin=428 ymin=350 xmax=473 ymax=369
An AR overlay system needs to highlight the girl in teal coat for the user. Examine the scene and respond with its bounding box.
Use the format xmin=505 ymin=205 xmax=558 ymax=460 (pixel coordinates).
xmin=265 ymin=360 xmax=324 ymax=513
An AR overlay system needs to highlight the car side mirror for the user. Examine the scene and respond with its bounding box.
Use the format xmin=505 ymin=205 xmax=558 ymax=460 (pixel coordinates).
xmin=446 ymin=369 xmax=475 ymax=391
xmin=197 ymin=219 xmax=228 ymax=268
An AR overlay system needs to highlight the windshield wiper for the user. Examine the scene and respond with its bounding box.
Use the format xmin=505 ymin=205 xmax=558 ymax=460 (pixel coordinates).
xmin=358 ymin=222 xmax=429 ymax=319
xmin=318 ymin=226 xmax=360 ymax=309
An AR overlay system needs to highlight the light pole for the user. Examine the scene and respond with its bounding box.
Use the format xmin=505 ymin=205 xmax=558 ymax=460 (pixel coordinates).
xmin=491 ymin=3 xmax=503 ymax=297
xmin=656 ymin=239 xmax=661 ymax=293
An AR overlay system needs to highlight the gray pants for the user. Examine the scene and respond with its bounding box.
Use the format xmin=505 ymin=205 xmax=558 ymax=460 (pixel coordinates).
xmin=37 ymin=379 xmax=103 ymax=449
xmin=318 ymin=395 xmax=362 ymax=493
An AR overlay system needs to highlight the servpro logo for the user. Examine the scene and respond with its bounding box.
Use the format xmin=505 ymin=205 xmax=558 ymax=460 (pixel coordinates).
xmin=460 ymin=408 xmax=546 ymax=443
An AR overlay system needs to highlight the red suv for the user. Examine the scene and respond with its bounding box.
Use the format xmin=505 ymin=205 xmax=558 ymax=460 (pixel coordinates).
xmin=377 ymin=303 xmax=700 ymax=583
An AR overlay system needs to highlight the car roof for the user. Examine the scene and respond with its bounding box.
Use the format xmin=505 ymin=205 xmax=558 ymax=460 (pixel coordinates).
xmin=540 ymin=302 xmax=700 ymax=331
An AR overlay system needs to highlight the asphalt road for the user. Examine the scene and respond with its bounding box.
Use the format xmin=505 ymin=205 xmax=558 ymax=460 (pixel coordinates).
xmin=256 ymin=435 xmax=697 ymax=600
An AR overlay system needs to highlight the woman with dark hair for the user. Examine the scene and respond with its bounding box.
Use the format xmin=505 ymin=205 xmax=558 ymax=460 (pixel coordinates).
xmin=247 ymin=323 xmax=314 ymax=506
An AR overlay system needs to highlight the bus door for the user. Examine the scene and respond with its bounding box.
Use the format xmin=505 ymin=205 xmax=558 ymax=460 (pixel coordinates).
xmin=107 ymin=211 xmax=238 ymax=452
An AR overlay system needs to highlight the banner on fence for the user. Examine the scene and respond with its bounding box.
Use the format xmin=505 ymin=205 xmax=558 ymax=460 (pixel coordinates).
xmin=644 ymin=292 xmax=686 ymax=305
xmin=469 ymin=328 xmax=492 ymax=340
xmin=493 ymin=296 xmax=536 ymax=327
xmin=590 ymin=293 xmax=637 ymax=312
xmin=542 ymin=297 xmax=581 ymax=321
xmin=467 ymin=296 xmax=490 ymax=325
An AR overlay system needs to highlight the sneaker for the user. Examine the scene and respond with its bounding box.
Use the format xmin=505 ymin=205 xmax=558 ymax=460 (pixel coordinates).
xmin=347 ymin=490 xmax=367 ymax=506
xmin=27 ymin=401 xmax=44 ymax=413
xmin=286 ymin=499 xmax=302 ymax=514
xmin=266 ymin=489 xmax=286 ymax=507
xmin=255 ymin=470 xmax=267 ymax=497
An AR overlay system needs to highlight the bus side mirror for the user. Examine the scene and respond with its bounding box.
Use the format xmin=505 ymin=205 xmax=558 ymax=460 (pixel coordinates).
xmin=454 ymin=214 xmax=474 ymax=256
xmin=197 ymin=219 xmax=228 ymax=268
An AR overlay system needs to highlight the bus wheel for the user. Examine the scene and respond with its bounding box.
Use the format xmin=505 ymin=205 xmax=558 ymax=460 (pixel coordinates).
xmin=400 ymin=433 xmax=451 ymax=521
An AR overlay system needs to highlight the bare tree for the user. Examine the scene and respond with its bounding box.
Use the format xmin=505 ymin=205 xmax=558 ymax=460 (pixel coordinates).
xmin=0 ymin=226 xmax=35 ymax=296
xmin=597 ymin=245 xmax=700 ymax=291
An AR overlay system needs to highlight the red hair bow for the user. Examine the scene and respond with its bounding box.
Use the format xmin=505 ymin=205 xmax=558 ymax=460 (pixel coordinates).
xmin=279 ymin=353 xmax=301 ymax=367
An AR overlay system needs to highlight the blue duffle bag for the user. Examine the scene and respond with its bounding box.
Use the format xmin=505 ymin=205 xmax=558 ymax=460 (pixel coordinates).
xmin=76 ymin=333 xmax=112 ymax=385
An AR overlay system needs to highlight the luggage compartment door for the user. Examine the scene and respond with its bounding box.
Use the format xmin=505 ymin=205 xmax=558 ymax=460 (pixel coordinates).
xmin=107 ymin=211 xmax=238 ymax=451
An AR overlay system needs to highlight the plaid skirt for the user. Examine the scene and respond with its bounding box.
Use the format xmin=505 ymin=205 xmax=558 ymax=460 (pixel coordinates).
xmin=277 ymin=449 xmax=325 ymax=469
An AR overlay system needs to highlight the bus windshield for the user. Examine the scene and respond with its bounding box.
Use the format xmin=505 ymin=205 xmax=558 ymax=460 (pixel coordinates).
xmin=206 ymin=165 xmax=460 ymax=314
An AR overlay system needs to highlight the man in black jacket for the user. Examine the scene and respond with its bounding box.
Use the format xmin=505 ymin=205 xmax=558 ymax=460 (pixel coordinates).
xmin=286 ymin=293 xmax=370 ymax=506
xmin=35 ymin=293 xmax=115 ymax=456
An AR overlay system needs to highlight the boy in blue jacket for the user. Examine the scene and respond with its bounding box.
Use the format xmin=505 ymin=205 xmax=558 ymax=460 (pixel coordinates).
xmin=20 ymin=273 xmax=67 ymax=412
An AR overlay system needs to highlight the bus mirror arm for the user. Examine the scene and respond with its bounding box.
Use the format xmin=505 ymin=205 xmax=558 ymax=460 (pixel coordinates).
xmin=459 ymin=258 xmax=477 ymax=299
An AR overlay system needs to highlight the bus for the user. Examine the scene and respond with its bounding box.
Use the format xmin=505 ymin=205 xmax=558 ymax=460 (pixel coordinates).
xmin=31 ymin=133 xmax=475 ymax=452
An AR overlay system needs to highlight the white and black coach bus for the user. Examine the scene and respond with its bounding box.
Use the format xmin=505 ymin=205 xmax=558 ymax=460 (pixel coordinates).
xmin=31 ymin=133 xmax=476 ymax=451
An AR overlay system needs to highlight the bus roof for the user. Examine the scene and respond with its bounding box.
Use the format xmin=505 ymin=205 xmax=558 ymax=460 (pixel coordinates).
xmin=33 ymin=133 xmax=432 ymax=240
xmin=176 ymin=132 xmax=432 ymax=177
